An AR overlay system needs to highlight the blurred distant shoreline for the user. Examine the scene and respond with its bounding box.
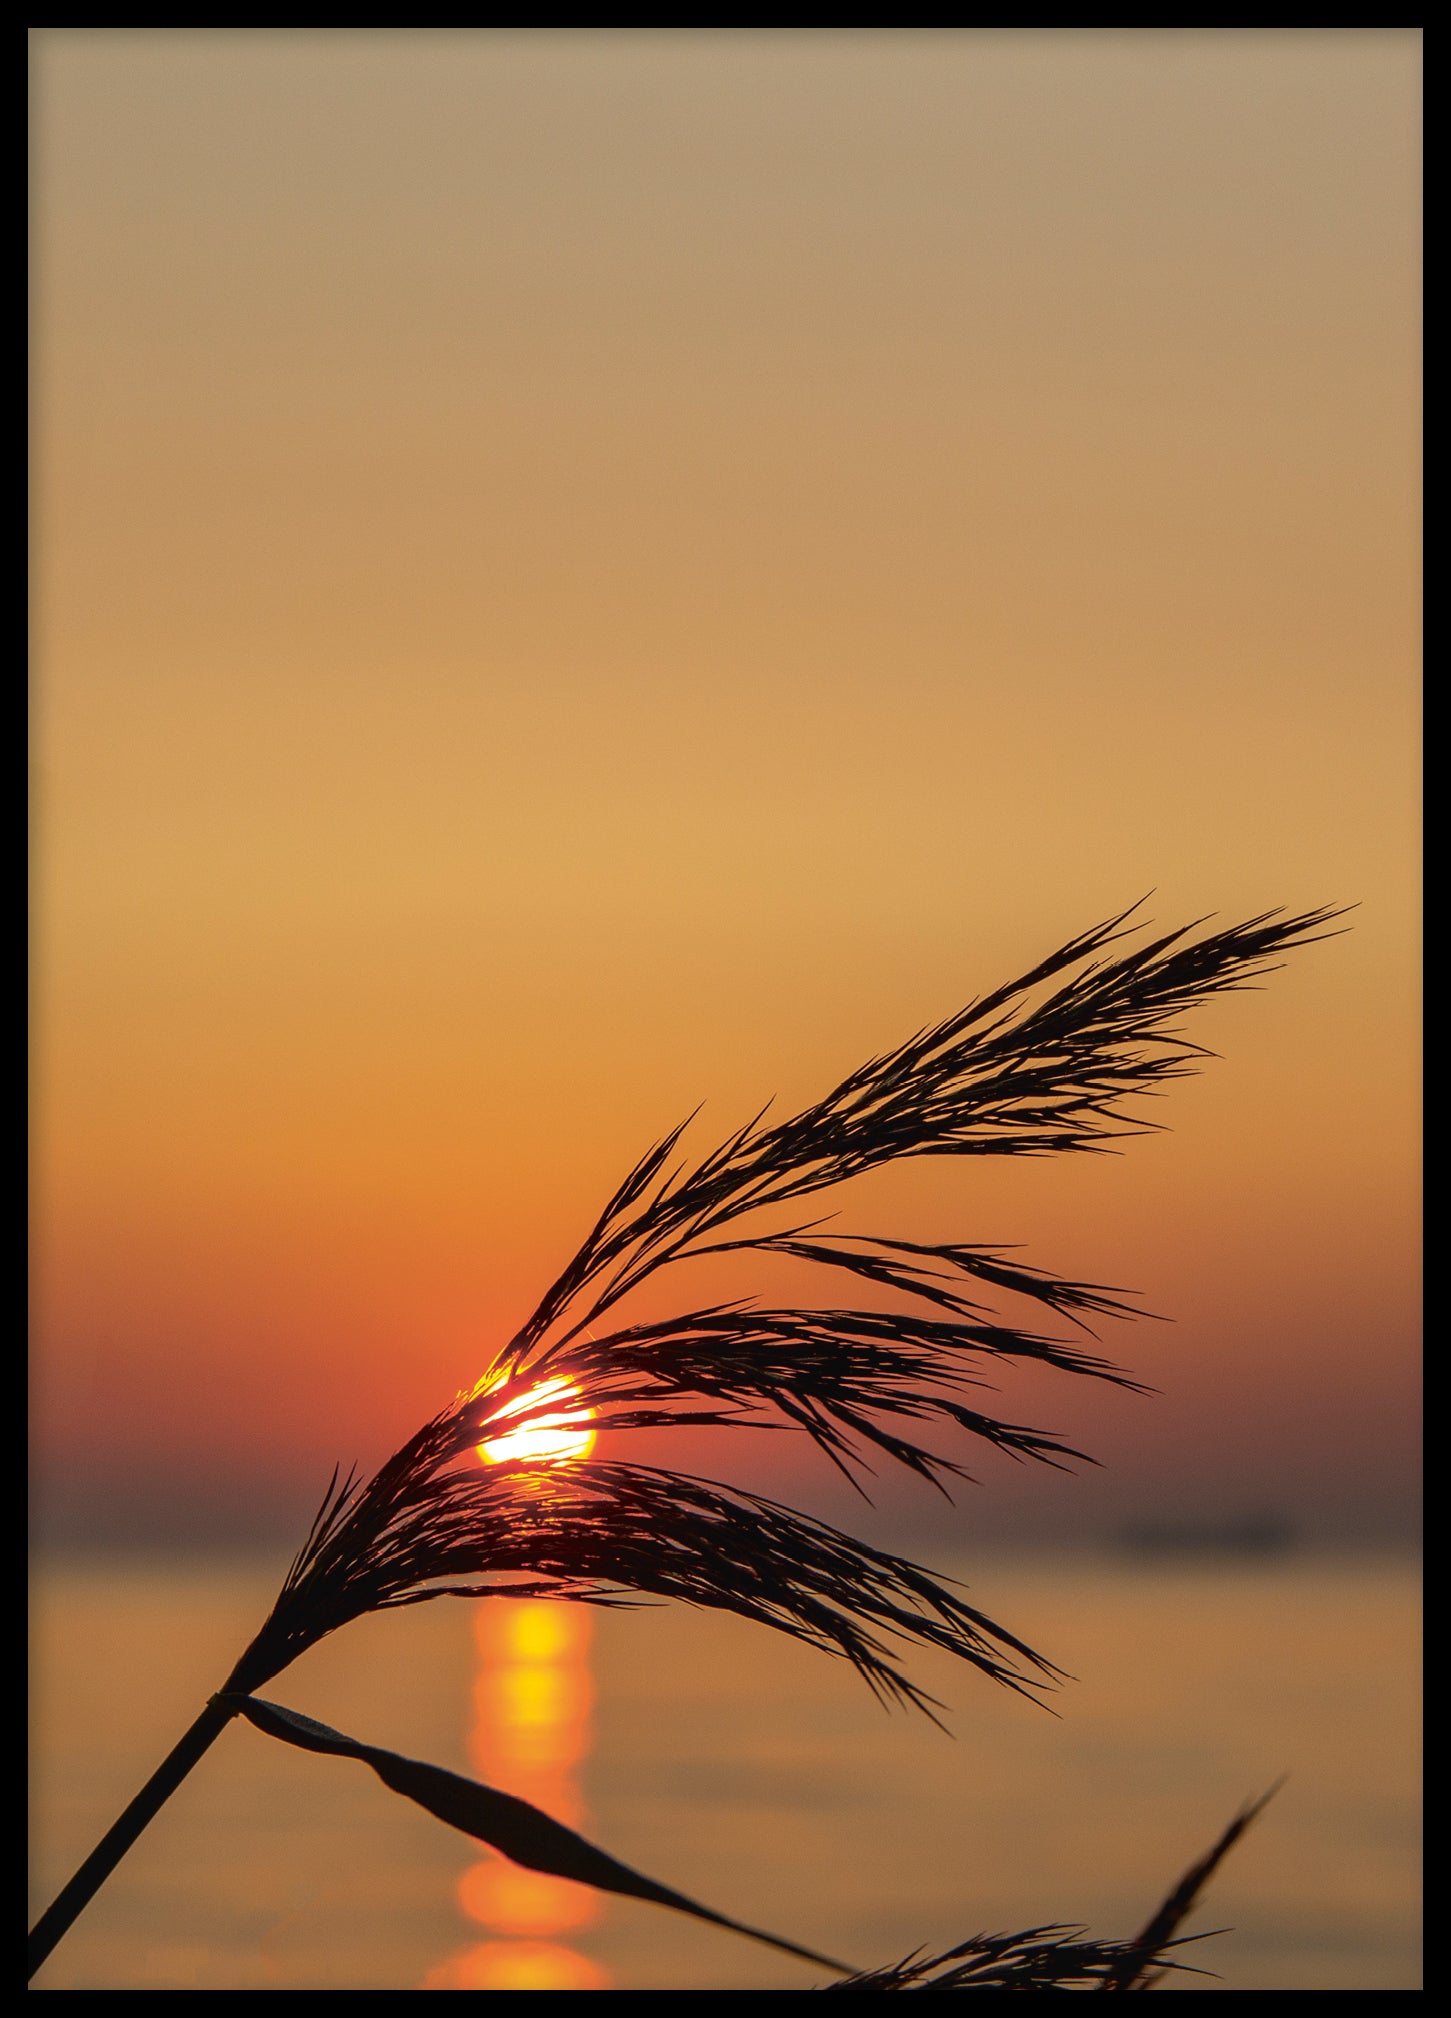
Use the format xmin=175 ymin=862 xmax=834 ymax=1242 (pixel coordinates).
xmin=1115 ymin=1514 xmax=1296 ymax=1559
xmin=26 ymin=1526 xmax=1422 ymax=1572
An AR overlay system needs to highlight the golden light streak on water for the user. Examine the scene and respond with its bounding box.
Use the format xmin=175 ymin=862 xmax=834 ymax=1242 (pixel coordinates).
xmin=422 ymin=1599 xmax=606 ymax=1990
xmin=422 ymin=1941 xmax=609 ymax=1990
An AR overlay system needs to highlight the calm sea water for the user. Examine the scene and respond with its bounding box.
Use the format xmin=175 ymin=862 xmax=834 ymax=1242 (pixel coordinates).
xmin=30 ymin=1548 xmax=1420 ymax=1991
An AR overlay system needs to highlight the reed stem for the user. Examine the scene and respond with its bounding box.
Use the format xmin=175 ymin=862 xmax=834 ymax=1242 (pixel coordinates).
xmin=28 ymin=1694 xmax=238 ymax=1981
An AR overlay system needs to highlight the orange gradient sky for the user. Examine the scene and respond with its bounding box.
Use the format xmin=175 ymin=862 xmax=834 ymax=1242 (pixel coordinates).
xmin=32 ymin=30 xmax=1419 ymax=1545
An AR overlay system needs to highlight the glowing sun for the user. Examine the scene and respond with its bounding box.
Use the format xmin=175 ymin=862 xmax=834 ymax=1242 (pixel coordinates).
xmin=475 ymin=1374 xmax=597 ymax=1466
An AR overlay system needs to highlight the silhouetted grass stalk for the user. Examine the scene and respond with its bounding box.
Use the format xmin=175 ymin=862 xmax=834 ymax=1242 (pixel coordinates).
xmin=29 ymin=902 xmax=1341 ymax=1986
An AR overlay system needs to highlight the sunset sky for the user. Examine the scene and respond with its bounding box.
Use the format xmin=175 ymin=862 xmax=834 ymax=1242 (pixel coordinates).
xmin=32 ymin=30 xmax=1419 ymax=1548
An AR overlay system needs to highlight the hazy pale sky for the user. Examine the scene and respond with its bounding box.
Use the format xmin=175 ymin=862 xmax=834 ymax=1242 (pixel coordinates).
xmin=32 ymin=29 xmax=1419 ymax=1543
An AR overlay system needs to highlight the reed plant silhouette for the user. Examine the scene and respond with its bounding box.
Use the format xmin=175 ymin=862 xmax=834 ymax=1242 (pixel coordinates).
xmin=29 ymin=901 xmax=1341 ymax=1987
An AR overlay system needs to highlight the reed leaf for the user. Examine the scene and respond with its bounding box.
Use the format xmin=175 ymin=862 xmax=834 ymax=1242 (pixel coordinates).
xmin=228 ymin=1694 xmax=849 ymax=1974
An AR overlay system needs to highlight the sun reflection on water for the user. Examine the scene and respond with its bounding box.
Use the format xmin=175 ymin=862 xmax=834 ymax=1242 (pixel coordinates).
xmin=421 ymin=1598 xmax=607 ymax=1991
xmin=422 ymin=1939 xmax=608 ymax=1991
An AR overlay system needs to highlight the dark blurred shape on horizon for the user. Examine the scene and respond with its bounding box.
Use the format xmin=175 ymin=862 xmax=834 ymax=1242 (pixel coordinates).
xmin=1116 ymin=1514 xmax=1295 ymax=1559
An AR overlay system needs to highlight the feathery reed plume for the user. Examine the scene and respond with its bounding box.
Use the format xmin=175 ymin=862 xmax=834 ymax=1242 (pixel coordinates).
xmin=1099 ymin=1783 xmax=1282 ymax=1991
xmin=29 ymin=902 xmax=1342 ymax=1984
xmin=824 ymin=1926 xmax=1207 ymax=1991
xmin=827 ymin=1785 xmax=1278 ymax=1990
